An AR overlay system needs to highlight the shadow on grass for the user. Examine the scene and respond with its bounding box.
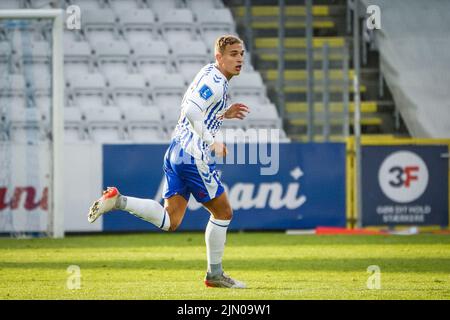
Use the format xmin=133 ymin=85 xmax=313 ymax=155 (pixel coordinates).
xmin=1 ymin=257 xmax=450 ymax=273
xmin=1 ymin=233 xmax=449 ymax=250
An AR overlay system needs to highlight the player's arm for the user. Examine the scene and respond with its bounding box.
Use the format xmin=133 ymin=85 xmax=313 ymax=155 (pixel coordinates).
xmin=184 ymin=102 xmax=214 ymax=146
xmin=184 ymin=102 xmax=227 ymax=157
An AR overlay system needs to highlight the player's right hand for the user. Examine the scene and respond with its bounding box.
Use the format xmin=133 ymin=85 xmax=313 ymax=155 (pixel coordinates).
xmin=211 ymin=142 xmax=227 ymax=157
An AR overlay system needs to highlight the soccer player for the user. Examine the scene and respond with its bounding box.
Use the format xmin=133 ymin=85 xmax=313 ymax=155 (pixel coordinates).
xmin=88 ymin=35 xmax=249 ymax=289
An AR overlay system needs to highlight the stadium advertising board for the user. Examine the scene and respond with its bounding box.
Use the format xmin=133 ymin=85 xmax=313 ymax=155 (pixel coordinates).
xmin=361 ymin=145 xmax=449 ymax=227
xmin=103 ymin=143 xmax=346 ymax=231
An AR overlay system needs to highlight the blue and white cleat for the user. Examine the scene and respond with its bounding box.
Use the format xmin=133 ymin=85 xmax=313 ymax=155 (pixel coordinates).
xmin=88 ymin=187 xmax=119 ymax=223
xmin=204 ymin=272 xmax=246 ymax=289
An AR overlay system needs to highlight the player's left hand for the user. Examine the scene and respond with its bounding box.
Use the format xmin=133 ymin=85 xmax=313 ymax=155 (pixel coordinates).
xmin=224 ymin=103 xmax=250 ymax=120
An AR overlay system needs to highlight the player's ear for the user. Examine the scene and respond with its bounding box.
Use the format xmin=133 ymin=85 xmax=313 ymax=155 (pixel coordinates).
xmin=215 ymin=52 xmax=222 ymax=63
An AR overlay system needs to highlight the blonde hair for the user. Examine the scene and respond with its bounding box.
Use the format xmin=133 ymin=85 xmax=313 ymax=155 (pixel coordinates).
xmin=214 ymin=35 xmax=243 ymax=55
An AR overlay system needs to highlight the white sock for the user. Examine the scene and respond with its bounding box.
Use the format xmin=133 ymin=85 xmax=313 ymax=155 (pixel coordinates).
xmin=123 ymin=197 xmax=170 ymax=231
xmin=205 ymin=216 xmax=230 ymax=276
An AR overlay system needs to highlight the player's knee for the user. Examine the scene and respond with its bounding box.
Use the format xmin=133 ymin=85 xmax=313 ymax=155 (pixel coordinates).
xmin=216 ymin=206 xmax=233 ymax=221
xmin=225 ymin=207 xmax=233 ymax=220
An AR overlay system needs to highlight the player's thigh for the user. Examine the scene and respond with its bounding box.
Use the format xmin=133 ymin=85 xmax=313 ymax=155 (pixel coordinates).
xmin=164 ymin=194 xmax=189 ymax=231
xmin=202 ymin=192 xmax=233 ymax=220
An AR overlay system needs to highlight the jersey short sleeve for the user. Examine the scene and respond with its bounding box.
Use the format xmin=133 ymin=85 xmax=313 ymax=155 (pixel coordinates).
xmin=185 ymin=76 xmax=223 ymax=113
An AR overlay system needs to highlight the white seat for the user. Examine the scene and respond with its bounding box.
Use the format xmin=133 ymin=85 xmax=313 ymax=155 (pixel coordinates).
xmin=8 ymin=106 xmax=44 ymax=143
xmin=0 ymin=42 xmax=12 ymax=60
xmin=0 ymin=74 xmax=26 ymax=96
xmin=0 ymin=0 xmax=25 ymax=9
xmin=196 ymin=8 xmax=236 ymax=49
xmin=120 ymin=9 xmax=158 ymax=44
xmin=171 ymin=39 xmax=209 ymax=82
xmin=15 ymin=41 xmax=50 ymax=76
xmin=186 ymin=0 xmax=224 ymax=14
xmin=84 ymin=106 xmax=124 ymax=143
xmin=69 ymin=0 xmax=106 ymax=11
xmin=245 ymin=103 xmax=282 ymax=130
xmin=228 ymin=71 xmax=268 ymax=106
xmin=148 ymin=0 xmax=182 ymax=19
xmin=159 ymin=9 xmax=196 ymax=47
xmin=150 ymin=73 xmax=186 ymax=108
xmin=92 ymin=40 xmax=132 ymax=78
xmin=0 ymin=42 xmax=13 ymax=74
xmin=0 ymin=75 xmax=28 ymax=111
xmin=64 ymin=107 xmax=87 ymax=142
xmin=108 ymin=73 xmax=150 ymax=107
xmin=68 ymin=73 xmax=108 ymax=108
xmin=64 ymin=40 xmax=94 ymax=77
xmin=29 ymin=0 xmax=61 ymax=8
xmin=109 ymin=0 xmax=143 ymax=12
xmin=82 ymin=9 xmax=120 ymax=42
xmin=31 ymin=79 xmax=51 ymax=122
xmin=124 ymin=106 xmax=165 ymax=142
xmin=131 ymin=40 xmax=171 ymax=77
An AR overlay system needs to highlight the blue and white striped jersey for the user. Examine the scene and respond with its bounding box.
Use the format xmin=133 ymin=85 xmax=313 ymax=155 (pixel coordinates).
xmin=173 ymin=63 xmax=229 ymax=162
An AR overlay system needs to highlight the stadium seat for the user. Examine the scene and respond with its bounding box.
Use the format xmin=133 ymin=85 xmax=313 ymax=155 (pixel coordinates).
xmin=0 ymin=42 xmax=12 ymax=74
xmin=15 ymin=41 xmax=50 ymax=77
xmin=84 ymin=106 xmax=125 ymax=143
xmin=108 ymin=0 xmax=144 ymax=11
xmin=158 ymin=9 xmax=196 ymax=48
xmin=107 ymin=73 xmax=150 ymax=107
xmin=147 ymin=0 xmax=182 ymax=19
xmin=245 ymin=103 xmax=282 ymax=130
xmin=131 ymin=40 xmax=171 ymax=77
xmin=82 ymin=9 xmax=120 ymax=43
xmin=171 ymin=39 xmax=210 ymax=82
xmin=91 ymin=40 xmax=132 ymax=78
xmin=149 ymin=73 xmax=186 ymax=108
xmin=69 ymin=0 xmax=106 ymax=11
xmin=28 ymin=0 xmax=61 ymax=8
xmin=68 ymin=73 xmax=108 ymax=108
xmin=196 ymin=8 xmax=236 ymax=49
xmin=186 ymin=0 xmax=224 ymax=13
xmin=31 ymin=77 xmax=51 ymax=114
xmin=64 ymin=106 xmax=87 ymax=142
xmin=0 ymin=74 xmax=27 ymax=104
xmin=120 ymin=9 xmax=158 ymax=44
xmin=8 ymin=106 xmax=43 ymax=143
xmin=64 ymin=40 xmax=94 ymax=78
xmin=228 ymin=71 xmax=268 ymax=106
xmin=0 ymin=0 xmax=25 ymax=9
xmin=124 ymin=106 xmax=166 ymax=142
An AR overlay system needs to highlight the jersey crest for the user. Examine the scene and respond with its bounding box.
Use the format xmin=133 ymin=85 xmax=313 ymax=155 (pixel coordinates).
xmin=199 ymin=84 xmax=214 ymax=101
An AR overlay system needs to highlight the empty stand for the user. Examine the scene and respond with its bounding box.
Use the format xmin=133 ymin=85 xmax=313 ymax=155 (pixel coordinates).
xmin=91 ymin=40 xmax=132 ymax=78
xmin=1 ymin=0 xmax=285 ymax=143
xmin=131 ymin=40 xmax=171 ymax=77
xmin=120 ymin=9 xmax=158 ymax=44
xmin=108 ymin=73 xmax=150 ymax=108
xmin=171 ymin=39 xmax=210 ymax=82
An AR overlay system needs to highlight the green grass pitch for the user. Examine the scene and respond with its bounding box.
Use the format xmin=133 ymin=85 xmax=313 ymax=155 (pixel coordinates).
xmin=0 ymin=232 xmax=449 ymax=299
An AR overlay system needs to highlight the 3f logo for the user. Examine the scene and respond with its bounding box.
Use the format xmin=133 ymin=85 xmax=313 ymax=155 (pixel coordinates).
xmin=379 ymin=151 xmax=429 ymax=203
xmin=389 ymin=166 xmax=419 ymax=188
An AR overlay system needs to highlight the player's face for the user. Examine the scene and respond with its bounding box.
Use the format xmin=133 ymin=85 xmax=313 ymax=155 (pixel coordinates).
xmin=217 ymin=43 xmax=245 ymax=79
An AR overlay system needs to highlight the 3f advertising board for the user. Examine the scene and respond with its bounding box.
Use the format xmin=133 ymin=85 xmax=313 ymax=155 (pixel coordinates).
xmin=361 ymin=145 xmax=449 ymax=227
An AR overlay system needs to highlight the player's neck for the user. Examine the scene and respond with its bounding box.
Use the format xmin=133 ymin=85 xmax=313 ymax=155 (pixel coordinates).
xmin=214 ymin=64 xmax=232 ymax=81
